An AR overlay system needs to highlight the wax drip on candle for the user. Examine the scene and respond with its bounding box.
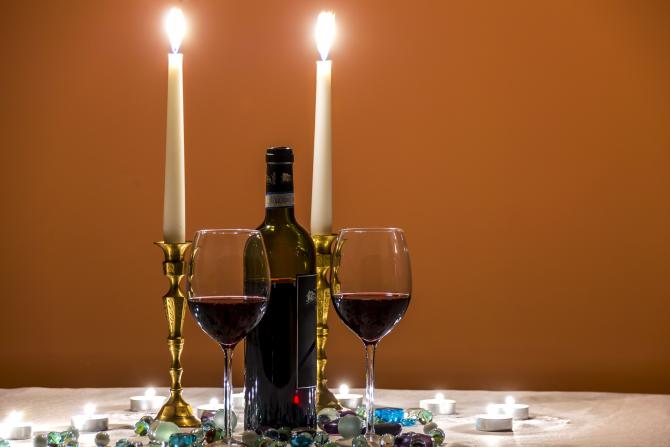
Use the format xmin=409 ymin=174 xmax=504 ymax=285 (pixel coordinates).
xmin=315 ymin=11 xmax=336 ymax=61
xmin=165 ymin=7 xmax=186 ymax=53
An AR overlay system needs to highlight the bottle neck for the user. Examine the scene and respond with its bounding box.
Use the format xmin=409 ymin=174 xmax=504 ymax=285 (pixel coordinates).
xmin=265 ymin=162 xmax=296 ymax=223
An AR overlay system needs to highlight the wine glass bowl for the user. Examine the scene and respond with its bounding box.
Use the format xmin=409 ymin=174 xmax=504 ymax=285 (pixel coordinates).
xmin=330 ymin=228 xmax=411 ymax=438
xmin=187 ymin=229 xmax=271 ymax=443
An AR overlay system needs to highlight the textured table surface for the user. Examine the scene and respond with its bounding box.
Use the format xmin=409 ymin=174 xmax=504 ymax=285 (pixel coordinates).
xmin=1 ymin=388 xmax=669 ymax=447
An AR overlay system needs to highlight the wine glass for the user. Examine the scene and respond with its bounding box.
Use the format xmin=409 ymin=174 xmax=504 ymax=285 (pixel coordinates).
xmin=187 ymin=229 xmax=271 ymax=443
xmin=330 ymin=228 xmax=412 ymax=440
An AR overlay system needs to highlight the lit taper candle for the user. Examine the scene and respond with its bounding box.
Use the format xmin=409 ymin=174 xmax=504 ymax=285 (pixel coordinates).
xmin=163 ymin=7 xmax=186 ymax=243
xmin=310 ymin=11 xmax=336 ymax=235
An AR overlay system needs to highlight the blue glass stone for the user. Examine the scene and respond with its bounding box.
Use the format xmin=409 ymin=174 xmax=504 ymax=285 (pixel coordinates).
xmin=94 ymin=432 xmax=110 ymax=447
xmin=135 ymin=420 xmax=151 ymax=436
xmin=34 ymin=434 xmax=48 ymax=447
xmin=202 ymin=421 xmax=216 ymax=433
xmin=337 ymin=415 xmax=363 ymax=440
xmin=313 ymin=432 xmax=329 ymax=446
xmin=352 ymin=435 xmax=368 ymax=447
xmin=428 ymin=429 xmax=444 ymax=446
xmin=400 ymin=418 xmax=417 ymax=427
xmin=116 ymin=439 xmax=130 ymax=447
xmin=0 ymin=439 xmax=9 ymax=447
xmin=289 ymin=435 xmax=311 ymax=447
xmin=374 ymin=408 xmax=404 ymax=424
xmin=47 ymin=432 xmax=62 ymax=446
xmin=190 ymin=429 xmax=204 ymax=444
xmin=168 ymin=433 xmax=198 ymax=447
xmin=374 ymin=423 xmax=402 ymax=436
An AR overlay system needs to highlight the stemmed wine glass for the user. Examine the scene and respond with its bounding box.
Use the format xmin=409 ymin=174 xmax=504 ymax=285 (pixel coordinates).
xmin=330 ymin=228 xmax=412 ymax=440
xmin=187 ymin=229 xmax=271 ymax=443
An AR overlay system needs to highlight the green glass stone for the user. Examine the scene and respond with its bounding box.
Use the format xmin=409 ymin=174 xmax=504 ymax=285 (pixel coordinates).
xmin=242 ymin=431 xmax=259 ymax=446
xmin=190 ymin=429 xmax=205 ymax=444
xmin=355 ymin=406 xmax=366 ymax=418
xmin=271 ymin=441 xmax=287 ymax=447
xmin=0 ymin=439 xmax=9 ymax=447
xmin=94 ymin=432 xmax=110 ymax=447
xmin=254 ymin=437 xmax=273 ymax=447
xmin=151 ymin=421 xmax=180 ymax=442
xmin=322 ymin=443 xmax=338 ymax=447
xmin=313 ymin=432 xmax=329 ymax=446
xmin=213 ymin=409 xmax=238 ymax=431
xmin=429 ymin=429 xmax=444 ymax=446
xmin=337 ymin=415 xmax=363 ymax=440
xmin=47 ymin=432 xmax=62 ymax=445
xmin=380 ymin=434 xmax=395 ymax=447
xmin=422 ymin=422 xmax=437 ymax=434
xmin=34 ymin=434 xmax=48 ymax=447
xmin=417 ymin=410 xmax=433 ymax=425
xmin=135 ymin=420 xmax=151 ymax=436
xmin=116 ymin=439 xmax=130 ymax=447
xmin=352 ymin=435 xmax=368 ymax=447
xmin=140 ymin=416 xmax=154 ymax=425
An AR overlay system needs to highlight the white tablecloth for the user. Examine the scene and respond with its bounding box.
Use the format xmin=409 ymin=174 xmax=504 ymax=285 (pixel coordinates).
xmin=1 ymin=388 xmax=669 ymax=447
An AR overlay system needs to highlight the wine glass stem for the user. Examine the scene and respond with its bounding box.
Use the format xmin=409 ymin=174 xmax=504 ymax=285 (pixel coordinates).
xmin=222 ymin=346 xmax=234 ymax=441
xmin=364 ymin=342 xmax=377 ymax=436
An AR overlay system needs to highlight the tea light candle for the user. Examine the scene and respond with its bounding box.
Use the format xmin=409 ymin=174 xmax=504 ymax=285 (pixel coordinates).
xmin=130 ymin=388 xmax=166 ymax=412
xmin=71 ymin=404 xmax=109 ymax=432
xmin=496 ymin=396 xmax=529 ymax=420
xmin=475 ymin=404 xmax=513 ymax=432
xmin=419 ymin=393 xmax=456 ymax=415
xmin=334 ymin=384 xmax=363 ymax=409
xmin=1 ymin=411 xmax=32 ymax=440
xmin=197 ymin=398 xmax=225 ymax=418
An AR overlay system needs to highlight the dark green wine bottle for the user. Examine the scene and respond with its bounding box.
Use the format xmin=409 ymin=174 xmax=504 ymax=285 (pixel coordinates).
xmin=244 ymin=146 xmax=317 ymax=430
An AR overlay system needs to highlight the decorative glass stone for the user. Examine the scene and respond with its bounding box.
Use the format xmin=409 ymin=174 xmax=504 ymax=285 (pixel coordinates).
xmin=151 ymin=421 xmax=180 ymax=442
xmin=116 ymin=439 xmax=130 ymax=447
xmin=135 ymin=420 xmax=151 ymax=436
xmin=254 ymin=437 xmax=273 ymax=447
xmin=374 ymin=408 xmax=404 ymax=424
xmin=34 ymin=434 xmax=48 ymax=447
xmin=380 ymin=434 xmax=395 ymax=447
xmin=352 ymin=435 xmax=368 ymax=447
xmin=203 ymin=427 xmax=217 ymax=444
xmin=409 ymin=434 xmax=432 ymax=447
xmin=422 ymin=423 xmax=437 ymax=435
xmin=61 ymin=429 xmax=78 ymax=442
xmin=417 ymin=410 xmax=432 ymax=425
xmin=213 ymin=409 xmax=237 ymax=431
xmin=337 ymin=415 xmax=363 ymax=439
xmin=271 ymin=442 xmax=287 ymax=447
xmin=190 ymin=429 xmax=204 ymax=444
xmin=355 ymin=406 xmax=366 ymax=418
xmin=322 ymin=443 xmax=338 ymax=447
xmin=289 ymin=435 xmax=312 ymax=447
xmin=374 ymin=423 xmax=401 ymax=436
xmin=313 ymin=432 xmax=329 ymax=446
xmin=427 ymin=429 xmax=444 ymax=446
xmin=264 ymin=429 xmax=280 ymax=440
xmin=140 ymin=416 xmax=154 ymax=425
xmin=242 ymin=431 xmax=259 ymax=446
xmin=317 ymin=408 xmax=339 ymax=430
xmin=339 ymin=410 xmax=356 ymax=418
xmin=399 ymin=419 xmax=416 ymax=427
xmin=322 ymin=421 xmax=339 ymax=435
xmin=94 ymin=432 xmax=110 ymax=447
xmin=0 ymin=439 xmax=9 ymax=447
xmin=130 ymin=443 xmax=144 ymax=447
xmin=168 ymin=433 xmax=198 ymax=447
xmin=278 ymin=428 xmax=292 ymax=442
xmin=47 ymin=432 xmax=62 ymax=446
xmin=65 ymin=441 xmax=78 ymax=447
xmin=202 ymin=421 xmax=216 ymax=433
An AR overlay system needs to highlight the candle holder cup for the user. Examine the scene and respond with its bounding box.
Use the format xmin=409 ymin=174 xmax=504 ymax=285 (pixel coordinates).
xmin=312 ymin=234 xmax=342 ymax=411
xmin=155 ymin=241 xmax=200 ymax=428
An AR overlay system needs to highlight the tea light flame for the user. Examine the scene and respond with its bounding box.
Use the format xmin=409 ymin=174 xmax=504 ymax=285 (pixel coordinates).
xmin=165 ymin=7 xmax=186 ymax=53
xmin=338 ymin=384 xmax=350 ymax=395
xmin=315 ymin=11 xmax=336 ymax=61
xmin=209 ymin=398 xmax=219 ymax=406
xmin=83 ymin=403 xmax=96 ymax=417
xmin=435 ymin=392 xmax=445 ymax=400
xmin=145 ymin=388 xmax=156 ymax=398
xmin=5 ymin=411 xmax=23 ymax=425
xmin=505 ymin=395 xmax=515 ymax=406
xmin=486 ymin=404 xmax=497 ymax=415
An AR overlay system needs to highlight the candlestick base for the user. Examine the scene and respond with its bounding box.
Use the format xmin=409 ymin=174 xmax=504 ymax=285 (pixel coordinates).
xmin=155 ymin=241 xmax=200 ymax=428
xmin=312 ymin=234 xmax=342 ymax=411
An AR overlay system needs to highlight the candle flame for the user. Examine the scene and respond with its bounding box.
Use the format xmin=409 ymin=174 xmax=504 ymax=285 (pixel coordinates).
xmin=84 ymin=403 xmax=96 ymax=417
xmin=315 ymin=11 xmax=336 ymax=61
xmin=209 ymin=398 xmax=219 ymax=406
xmin=486 ymin=404 xmax=498 ymax=415
xmin=145 ymin=388 xmax=156 ymax=398
xmin=5 ymin=411 xmax=23 ymax=424
xmin=165 ymin=7 xmax=186 ymax=53
xmin=505 ymin=396 xmax=515 ymax=406
xmin=338 ymin=384 xmax=349 ymax=395
xmin=435 ymin=392 xmax=445 ymax=400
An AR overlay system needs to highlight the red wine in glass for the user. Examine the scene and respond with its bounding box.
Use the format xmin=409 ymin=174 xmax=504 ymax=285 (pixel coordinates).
xmin=188 ymin=296 xmax=268 ymax=348
xmin=332 ymin=292 xmax=410 ymax=344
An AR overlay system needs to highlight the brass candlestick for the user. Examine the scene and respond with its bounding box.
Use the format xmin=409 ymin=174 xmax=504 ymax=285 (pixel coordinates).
xmin=313 ymin=234 xmax=342 ymax=411
xmin=155 ymin=241 xmax=200 ymax=428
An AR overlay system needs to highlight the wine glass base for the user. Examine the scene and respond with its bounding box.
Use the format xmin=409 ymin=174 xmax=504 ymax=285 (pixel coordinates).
xmin=211 ymin=438 xmax=246 ymax=447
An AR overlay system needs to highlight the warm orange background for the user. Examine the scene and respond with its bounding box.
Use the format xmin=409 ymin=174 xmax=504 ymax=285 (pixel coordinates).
xmin=1 ymin=0 xmax=669 ymax=394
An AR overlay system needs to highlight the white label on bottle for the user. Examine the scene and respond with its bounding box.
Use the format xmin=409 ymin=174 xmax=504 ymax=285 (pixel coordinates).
xmin=265 ymin=193 xmax=295 ymax=208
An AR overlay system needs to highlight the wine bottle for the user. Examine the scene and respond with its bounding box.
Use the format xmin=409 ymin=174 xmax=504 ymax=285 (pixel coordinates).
xmin=244 ymin=146 xmax=317 ymax=430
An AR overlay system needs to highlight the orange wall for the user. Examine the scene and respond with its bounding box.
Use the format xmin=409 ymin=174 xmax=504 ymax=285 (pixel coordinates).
xmin=1 ymin=0 xmax=669 ymax=393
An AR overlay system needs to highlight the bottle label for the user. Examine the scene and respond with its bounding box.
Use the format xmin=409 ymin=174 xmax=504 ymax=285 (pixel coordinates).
xmin=265 ymin=192 xmax=295 ymax=208
xmin=296 ymin=273 xmax=317 ymax=389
